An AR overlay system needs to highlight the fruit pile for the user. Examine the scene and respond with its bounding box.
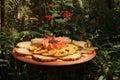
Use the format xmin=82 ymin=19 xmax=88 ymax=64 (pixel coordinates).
xmin=13 ymin=36 xmax=97 ymax=62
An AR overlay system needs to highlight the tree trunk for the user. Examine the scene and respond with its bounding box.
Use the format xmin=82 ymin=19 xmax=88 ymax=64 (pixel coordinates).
xmin=107 ymin=0 xmax=113 ymax=9
xmin=1 ymin=0 xmax=5 ymax=31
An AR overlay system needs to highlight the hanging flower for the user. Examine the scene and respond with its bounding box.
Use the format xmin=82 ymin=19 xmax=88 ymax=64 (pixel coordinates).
xmin=48 ymin=3 xmax=53 ymax=7
xmin=63 ymin=11 xmax=71 ymax=20
xmin=59 ymin=11 xmax=63 ymax=15
xmin=80 ymin=27 xmax=86 ymax=41
xmin=80 ymin=34 xmax=85 ymax=41
xmin=44 ymin=15 xmax=51 ymax=20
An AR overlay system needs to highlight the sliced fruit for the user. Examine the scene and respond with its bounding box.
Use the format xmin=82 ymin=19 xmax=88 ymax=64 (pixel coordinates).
xmin=14 ymin=48 xmax=32 ymax=56
xmin=32 ymin=54 xmax=57 ymax=62
xmin=17 ymin=41 xmax=31 ymax=48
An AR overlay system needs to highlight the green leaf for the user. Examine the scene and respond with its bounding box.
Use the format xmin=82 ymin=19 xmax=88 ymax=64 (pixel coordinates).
xmin=52 ymin=13 xmax=60 ymax=17
xmin=98 ymin=75 xmax=106 ymax=80
xmin=55 ymin=19 xmax=66 ymax=23
xmin=65 ymin=3 xmax=74 ymax=8
xmin=30 ymin=31 xmax=39 ymax=35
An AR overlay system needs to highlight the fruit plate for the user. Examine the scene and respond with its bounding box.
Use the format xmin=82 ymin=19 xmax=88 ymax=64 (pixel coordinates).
xmin=12 ymin=48 xmax=96 ymax=66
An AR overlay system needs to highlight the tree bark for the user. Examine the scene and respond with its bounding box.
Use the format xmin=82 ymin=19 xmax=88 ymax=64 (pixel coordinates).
xmin=1 ymin=0 xmax=5 ymax=31
xmin=107 ymin=0 xmax=113 ymax=9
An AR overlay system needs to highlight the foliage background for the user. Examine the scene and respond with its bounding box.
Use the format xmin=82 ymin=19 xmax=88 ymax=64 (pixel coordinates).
xmin=0 ymin=0 xmax=120 ymax=80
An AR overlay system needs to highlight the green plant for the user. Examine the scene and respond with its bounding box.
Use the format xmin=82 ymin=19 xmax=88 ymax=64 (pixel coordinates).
xmin=0 ymin=30 xmax=39 ymax=80
xmin=24 ymin=0 xmax=93 ymax=41
xmin=1 ymin=0 xmax=120 ymax=80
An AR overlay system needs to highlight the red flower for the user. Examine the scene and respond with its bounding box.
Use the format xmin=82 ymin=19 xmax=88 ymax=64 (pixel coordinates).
xmin=63 ymin=11 xmax=71 ymax=18
xmin=59 ymin=12 xmax=63 ymax=15
xmin=71 ymin=17 xmax=75 ymax=21
xmin=82 ymin=27 xmax=86 ymax=31
xmin=44 ymin=15 xmax=51 ymax=20
xmin=48 ymin=4 xmax=53 ymax=7
xmin=80 ymin=27 xmax=86 ymax=41
xmin=80 ymin=34 xmax=85 ymax=41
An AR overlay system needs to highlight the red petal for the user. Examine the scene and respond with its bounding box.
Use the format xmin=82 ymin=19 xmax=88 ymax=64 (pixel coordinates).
xmin=49 ymin=43 xmax=53 ymax=49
